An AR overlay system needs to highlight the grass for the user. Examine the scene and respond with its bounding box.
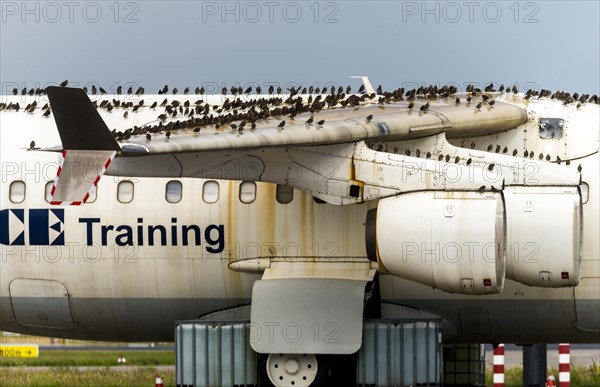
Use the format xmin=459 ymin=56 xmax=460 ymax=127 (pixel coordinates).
xmin=0 ymin=367 xmax=175 ymax=387
xmin=485 ymin=364 xmax=600 ymax=386
xmin=0 ymin=350 xmax=174 ymax=367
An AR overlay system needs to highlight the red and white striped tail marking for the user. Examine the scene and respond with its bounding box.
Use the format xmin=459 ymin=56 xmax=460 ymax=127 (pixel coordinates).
xmin=50 ymin=150 xmax=116 ymax=205
xmin=493 ymin=343 xmax=505 ymax=387
xmin=558 ymin=343 xmax=570 ymax=387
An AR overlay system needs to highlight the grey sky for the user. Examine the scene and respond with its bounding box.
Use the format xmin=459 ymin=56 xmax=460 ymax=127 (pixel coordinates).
xmin=1 ymin=1 xmax=599 ymax=95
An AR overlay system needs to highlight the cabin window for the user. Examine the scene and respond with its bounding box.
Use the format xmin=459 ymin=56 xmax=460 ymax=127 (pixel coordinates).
xmin=203 ymin=181 xmax=219 ymax=203
xmin=45 ymin=181 xmax=54 ymax=203
xmin=581 ymin=182 xmax=589 ymax=204
xmin=9 ymin=181 xmax=26 ymax=203
xmin=87 ymin=186 xmax=97 ymax=203
xmin=239 ymin=181 xmax=256 ymax=204
xmin=539 ymin=118 xmax=564 ymax=139
xmin=117 ymin=181 xmax=134 ymax=203
xmin=166 ymin=180 xmax=183 ymax=203
xmin=276 ymin=185 xmax=294 ymax=204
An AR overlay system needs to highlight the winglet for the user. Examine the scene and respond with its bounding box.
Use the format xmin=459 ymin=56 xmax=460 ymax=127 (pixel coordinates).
xmin=46 ymin=86 xmax=120 ymax=151
xmin=349 ymin=76 xmax=376 ymax=95
xmin=46 ymin=87 xmax=119 ymax=205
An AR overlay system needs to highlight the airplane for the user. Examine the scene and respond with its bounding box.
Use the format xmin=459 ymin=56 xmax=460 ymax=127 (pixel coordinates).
xmin=0 ymin=79 xmax=598 ymax=386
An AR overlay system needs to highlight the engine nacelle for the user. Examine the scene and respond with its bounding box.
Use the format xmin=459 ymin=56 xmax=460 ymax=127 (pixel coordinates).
xmin=366 ymin=191 xmax=506 ymax=295
xmin=504 ymin=186 xmax=582 ymax=287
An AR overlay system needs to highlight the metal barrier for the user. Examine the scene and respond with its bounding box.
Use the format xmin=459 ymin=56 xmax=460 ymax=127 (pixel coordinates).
xmin=175 ymin=320 xmax=443 ymax=387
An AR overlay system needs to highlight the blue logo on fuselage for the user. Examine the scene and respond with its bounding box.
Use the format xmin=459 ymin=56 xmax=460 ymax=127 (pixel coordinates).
xmin=0 ymin=209 xmax=64 ymax=246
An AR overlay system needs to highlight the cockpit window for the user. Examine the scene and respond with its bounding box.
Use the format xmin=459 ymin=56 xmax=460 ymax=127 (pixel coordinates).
xmin=539 ymin=118 xmax=564 ymax=139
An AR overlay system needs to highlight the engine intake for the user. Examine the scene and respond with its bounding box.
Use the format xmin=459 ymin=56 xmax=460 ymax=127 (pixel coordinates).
xmin=366 ymin=191 xmax=506 ymax=295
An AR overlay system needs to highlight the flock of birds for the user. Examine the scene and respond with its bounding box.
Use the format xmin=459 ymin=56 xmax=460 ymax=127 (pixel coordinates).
xmin=2 ymin=80 xmax=597 ymax=170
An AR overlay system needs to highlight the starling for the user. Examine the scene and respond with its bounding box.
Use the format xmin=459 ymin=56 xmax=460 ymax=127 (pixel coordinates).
xmin=420 ymin=102 xmax=430 ymax=112
xmin=43 ymin=109 xmax=51 ymax=117
xmin=408 ymin=101 xmax=415 ymax=110
xmin=123 ymin=111 xmax=128 ymax=119
xmin=577 ymin=164 xmax=582 ymax=172
xmin=478 ymin=186 xmax=486 ymax=194
xmin=316 ymin=119 xmax=325 ymax=127
xmin=475 ymin=102 xmax=482 ymax=110
xmin=277 ymin=120 xmax=286 ymax=130
xmin=513 ymin=149 xmax=518 ymax=156
xmin=489 ymin=100 xmax=495 ymax=107
xmin=165 ymin=131 xmax=171 ymax=139
xmin=466 ymin=158 xmax=472 ymax=166
xmin=503 ymin=146 xmax=508 ymax=154
xmin=488 ymin=163 xmax=495 ymax=171
xmin=99 ymin=87 xmax=107 ymax=94
xmin=117 ymin=86 xmax=122 ymax=95
xmin=487 ymin=144 xmax=493 ymax=152
xmin=29 ymin=140 xmax=35 ymax=149
xmin=150 ymin=101 xmax=157 ymax=109
xmin=305 ymin=117 xmax=314 ymax=125
xmin=366 ymin=114 xmax=373 ymax=122
xmin=455 ymin=97 xmax=460 ymax=105
xmin=146 ymin=133 xmax=152 ymax=141
xmin=60 ymin=80 xmax=68 ymax=87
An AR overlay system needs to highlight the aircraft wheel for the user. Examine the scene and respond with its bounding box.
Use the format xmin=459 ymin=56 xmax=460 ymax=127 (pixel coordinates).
xmin=260 ymin=353 xmax=328 ymax=387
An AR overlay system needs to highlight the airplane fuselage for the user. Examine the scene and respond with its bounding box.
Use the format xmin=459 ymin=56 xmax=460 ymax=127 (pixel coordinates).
xmin=0 ymin=91 xmax=598 ymax=344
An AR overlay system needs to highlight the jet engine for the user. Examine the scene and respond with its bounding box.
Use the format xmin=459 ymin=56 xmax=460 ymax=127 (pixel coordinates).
xmin=503 ymin=186 xmax=582 ymax=287
xmin=366 ymin=191 xmax=506 ymax=295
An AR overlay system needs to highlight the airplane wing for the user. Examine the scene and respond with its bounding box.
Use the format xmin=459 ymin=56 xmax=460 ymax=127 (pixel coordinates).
xmin=47 ymin=86 xmax=527 ymax=156
xmin=45 ymin=85 xmax=532 ymax=204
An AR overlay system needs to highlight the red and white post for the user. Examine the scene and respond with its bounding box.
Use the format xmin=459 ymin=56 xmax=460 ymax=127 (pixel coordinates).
xmin=493 ymin=343 xmax=505 ymax=387
xmin=558 ymin=343 xmax=570 ymax=387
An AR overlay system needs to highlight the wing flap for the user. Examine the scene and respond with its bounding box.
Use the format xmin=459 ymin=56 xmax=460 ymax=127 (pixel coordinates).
xmin=50 ymin=150 xmax=116 ymax=205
